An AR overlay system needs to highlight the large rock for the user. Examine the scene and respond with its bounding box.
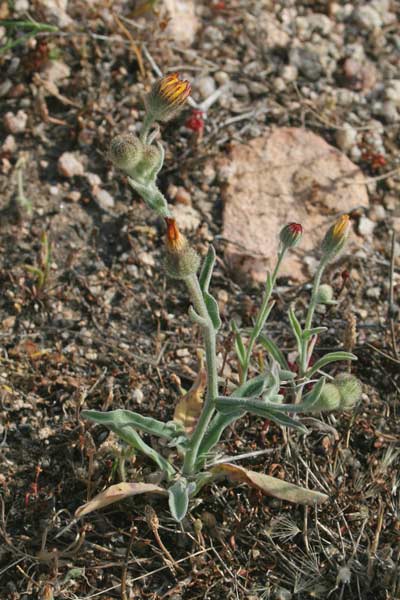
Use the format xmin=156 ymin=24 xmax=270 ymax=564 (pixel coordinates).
xmin=220 ymin=128 xmax=369 ymax=284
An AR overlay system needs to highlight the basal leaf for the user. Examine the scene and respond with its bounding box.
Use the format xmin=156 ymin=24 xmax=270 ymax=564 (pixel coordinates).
xmin=168 ymin=479 xmax=195 ymax=522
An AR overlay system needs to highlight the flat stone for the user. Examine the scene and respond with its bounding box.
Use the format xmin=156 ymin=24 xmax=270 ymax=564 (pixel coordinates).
xmin=220 ymin=128 xmax=369 ymax=285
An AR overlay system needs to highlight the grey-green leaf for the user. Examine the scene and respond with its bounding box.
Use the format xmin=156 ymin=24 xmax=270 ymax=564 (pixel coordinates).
xmin=288 ymin=304 xmax=303 ymax=354
xmin=82 ymin=410 xmax=176 ymax=478
xmin=168 ymin=479 xmax=194 ymax=522
xmin=306 ymin=352 xmax=357 ymax=377
xmin=231 ymin=319 xmax=246 ymax=367
xmin=204 ymin=291 xmax=221 ymax=330
xmin=199 ymin=245 xmax=216 ymax=293
xmin=82 ymin=409 xmax=183 ymax=440
xmin=259 ymin=334 xmax=289 ymax=370
xmin=302 ymin=326 xmax=328 ymax=341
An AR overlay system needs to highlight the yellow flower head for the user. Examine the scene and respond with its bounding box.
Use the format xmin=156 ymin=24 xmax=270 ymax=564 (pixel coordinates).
xmin=321 ymin=214 xmax=351 ymax=260
xmin=146 ymin=73 xmax=191 ymax=122
xmin=332 ymin=214 xmax=350 ymax=241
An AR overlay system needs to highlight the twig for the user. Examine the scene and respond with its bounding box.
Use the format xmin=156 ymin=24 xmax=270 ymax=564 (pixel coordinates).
xmin=367 ymin=499 xmax=385 ymax=579
xmin=121 ymin=525 xmax=137 ymax=600
xmin=388 ymin=230 xmax=399 ymax=359
xmin=145 ymin=505 xmax=184 ymax=574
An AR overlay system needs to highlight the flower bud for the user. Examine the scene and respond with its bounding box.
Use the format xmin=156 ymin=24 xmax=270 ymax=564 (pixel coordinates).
xmin=279 ymin=223 xmax=303 ymax=249
xmin=321 ymin=214 xmax=351 ymax=259
xmin=164 ymin=218 xmax=200 ymax=279
xmin=145 ymin=73 xmax=191 ymax=122
xmin=315 ymin=284 xmax=335 ymax=305
xmin=311 ymin=383 xmax=341 ymax=412
xmin=334 ymin=373 xmax=362 ymax=410
xmin=109 ymin=134 xmax=143 ymax=176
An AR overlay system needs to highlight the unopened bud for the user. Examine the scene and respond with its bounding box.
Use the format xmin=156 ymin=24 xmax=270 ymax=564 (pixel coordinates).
xmin=321 ymin=215 xmax=351 ymax=260
xmin=315 ymin=284 xmax=335 ymax=305
xmin=164 ymin=218 xmax=200 ymax=279
xmin=145 ymin=73 xmax=191 ymax=122
xmin=334 ymin=373 xmax=362 ymax=410
xmin=109 ymin=134 xmax=143 ymax=176
xmin=312 ymin=383 xmax=341 ymax=411
xmin=279 ymin=223 xmax=303 ymax=249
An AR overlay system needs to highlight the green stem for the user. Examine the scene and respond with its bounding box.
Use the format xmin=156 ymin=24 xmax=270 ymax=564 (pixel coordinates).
xmin=140 ymin=113 xmax=155 ymax=144
xmin=182 ymin=275 xmax=218 ymax=476
xmin=241 ymin=248 xmax=287 ymax=383
xmin=300 ymin=258 xmax=328 ymax=376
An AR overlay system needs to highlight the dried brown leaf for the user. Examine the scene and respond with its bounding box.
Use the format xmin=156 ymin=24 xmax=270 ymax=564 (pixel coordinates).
xmin=75 ymin=482 xmax=167 ymax=519
xmin=173 ymin=366 xmax=207 ymax=434
xmin=211 ymin=463 xmax=328 ymax=506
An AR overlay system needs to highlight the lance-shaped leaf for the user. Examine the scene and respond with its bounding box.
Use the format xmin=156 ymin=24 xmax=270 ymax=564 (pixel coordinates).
xmin=82 ymin=409 xmax=183 ymax=440
xmin=211 ymin=463 xmax=328 ymax=506
xmin=204 ymin=292 xmax=221 ymax=330
xmin=231 ymin=319 xmax=246 ymax=369
xmin=168 ymin=478 xmax=195 ymax=522
xmin=82 ymin=410 xmax=176 ymax=478
xmin=199 ymin=245 xmax=216 ymax=293
xmin=259 ymin=334 xmax=289 ymax=370
xmin=288 ymin=304 xmax=303 ymax=355
xmin=302 ymin=327 xmax=327 ymax=341
xmin=196 ymin=411 xmax=242 ymax=468
xmin=75 ymin=482 xmax=167 ymax=519
xmin=173 ymin=365 xmax=207 ymax=435
xmin=306 ymin=352 xmax=357 ymax=378
xmin=215 ymin=396 xmax=307 ymax=433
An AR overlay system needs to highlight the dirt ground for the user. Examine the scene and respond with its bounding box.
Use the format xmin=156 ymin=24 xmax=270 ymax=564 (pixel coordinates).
xmin=0 ymin=1 xmax=399 ymax=599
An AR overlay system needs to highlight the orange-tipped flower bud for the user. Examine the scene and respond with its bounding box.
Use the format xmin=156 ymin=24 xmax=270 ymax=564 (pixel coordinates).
xmin=164 ymin=218 xmax=200 ymax=279
xmin=321 ymin=214 xmax=351 ymax=260
xmin=279 ymin=222 xmax=303 ymax=249
xmin=145 ymin=73 xmax=191 ymax=122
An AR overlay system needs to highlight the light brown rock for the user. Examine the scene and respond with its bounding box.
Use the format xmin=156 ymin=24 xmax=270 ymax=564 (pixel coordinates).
xmin=220 ymin=128 xmax=369 ymax=284
xmin=4 ymin=110 xmax=28 ymax=134
xmin=58 ymin=152 xmax=84 ymax=178
xmin=163 ymin=0 xmax=199 ymax=46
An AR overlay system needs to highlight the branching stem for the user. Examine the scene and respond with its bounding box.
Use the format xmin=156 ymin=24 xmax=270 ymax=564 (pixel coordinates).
xmin=182 ymin=275 xmax=218 ymax=475
xmin=241 ymin=248 xmax=287 ymax=383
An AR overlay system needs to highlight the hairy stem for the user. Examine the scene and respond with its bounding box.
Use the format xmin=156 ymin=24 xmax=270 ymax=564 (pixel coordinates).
xmin=241 ymin=248 xmax=287 ymax=383
xmin=182 ymin=275 xmax=218 ymax=476
xmin=140 ymin=113 xmax=155 ymax=144
xmin=300 ymin=258 xmax=328 ymax=376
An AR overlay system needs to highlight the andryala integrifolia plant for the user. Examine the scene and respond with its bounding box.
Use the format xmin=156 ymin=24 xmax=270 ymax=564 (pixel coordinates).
xmin=76 ymin=73 xmax=362 ymax=523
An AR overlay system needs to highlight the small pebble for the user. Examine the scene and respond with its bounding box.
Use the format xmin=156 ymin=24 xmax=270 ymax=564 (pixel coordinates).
xmin=174 ymin=186 xmax=192 ymax=206
xmin=58 ymin=152 xmax=85 ymax=178
xmin=2 ymin=135 xmax=16 ymax=154
xmin=4 ymin=110 xmax=28 ymax=134
xmin=197 ymin=76 xmax=216 ymax=99
xmin=336 ymin=123 xmax=357 ymax=151
xmin=358 ymin=216 xmax=376 ymax=237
